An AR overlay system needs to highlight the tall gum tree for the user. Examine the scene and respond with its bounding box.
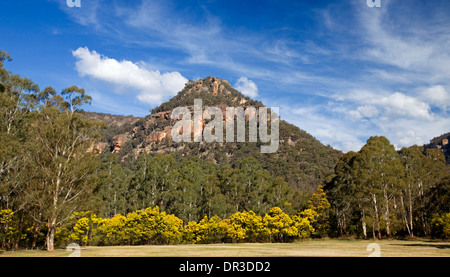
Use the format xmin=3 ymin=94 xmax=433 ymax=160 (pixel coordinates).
xmin=354 ymin=136 xmax=404 ymax=239
xmin=0 ymin=51 xmax=39 ymax=212
xmin=26 ymin=86 xmax=106 ymax=251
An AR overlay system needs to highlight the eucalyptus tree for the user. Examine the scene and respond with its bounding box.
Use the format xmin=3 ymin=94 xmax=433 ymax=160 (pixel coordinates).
xmin=0 ymin=51 xmax=40 ymax=212
xmin=25 ymin=86 xmax=105 ymax=251
xmin=325 ymin=151 xmax=367 ymax=237
xmin=354 ymin=136 xmax=405 ymax=238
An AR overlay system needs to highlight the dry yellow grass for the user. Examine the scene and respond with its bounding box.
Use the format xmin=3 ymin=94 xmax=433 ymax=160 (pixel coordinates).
xmin=1 ymin=239 xmax=449 ymax=257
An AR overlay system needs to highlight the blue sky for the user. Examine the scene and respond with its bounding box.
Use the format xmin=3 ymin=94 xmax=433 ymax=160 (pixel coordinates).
xmin=1 ymin=0 xmax=449 ymax=152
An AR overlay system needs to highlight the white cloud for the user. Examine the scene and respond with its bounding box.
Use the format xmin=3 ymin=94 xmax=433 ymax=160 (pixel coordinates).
xmin=59 ymin=0 xmax=101 ymax=28
xmin=234 ymin=77 xmax=259 ymax=98
xmin=396 ymin=130 xmax=422 ymax=149
xmin=72 ymin=47 xmax=187 ymax=105
xmin=346 ymin=90 xmax=433 ymax=124
xmin=277 ymin=103 xmax=367 ymax=153
xmin=302 ymin=87 xmax=446 ymax=152
xmin=422 ymin=85 xmax=450 ymax=111
xmin=347 ymin=110 xmax=363 ymax=121
xmin=348 ymin=105 xmax=379 ymax=121
xmin=373 ymin=92 xmax=433 ymax=121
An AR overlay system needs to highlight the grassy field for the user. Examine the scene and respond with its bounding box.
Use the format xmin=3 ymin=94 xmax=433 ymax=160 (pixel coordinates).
xmin=1 ymin=239 xmax=449 ymax=257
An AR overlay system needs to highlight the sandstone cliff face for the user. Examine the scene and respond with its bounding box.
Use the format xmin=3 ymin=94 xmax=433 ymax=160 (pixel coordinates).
xmin=112 ymin=133 xmax=130 ymax=153
xmin=87 ymin=141 xmax=109 ymax=153
xmin=150 ymin=110 xmax=172 ymax=120
xmin=83 ymin=112 xmax=142 ymax=154
xmin=106 ymin=117 xmax=174 ymax=155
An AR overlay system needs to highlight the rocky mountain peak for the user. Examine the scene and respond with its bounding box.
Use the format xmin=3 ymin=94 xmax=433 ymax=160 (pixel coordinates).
xmin=185 ymin=77 xmax=230 ymax=97
xmin=151 ymin=77 xmax=262 ymax=115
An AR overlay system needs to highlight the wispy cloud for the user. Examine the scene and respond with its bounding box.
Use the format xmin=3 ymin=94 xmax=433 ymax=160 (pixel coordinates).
xmin=112 ymin=1 xmax=319 ymax=81
xmin=57 ymin=0 xmax=102 ymax=29
xmin=355 ymin=0 xmax=450 ymax=81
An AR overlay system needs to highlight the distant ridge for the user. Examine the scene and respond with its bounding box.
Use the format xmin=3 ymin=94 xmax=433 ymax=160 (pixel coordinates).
xmin=424 ymin=132 xmax=450 ymax=164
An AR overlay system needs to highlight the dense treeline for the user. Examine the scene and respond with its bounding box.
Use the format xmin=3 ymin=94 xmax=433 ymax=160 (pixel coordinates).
xmin=325 ymin=136 xmax=450 ymax=239
xmin=95 ymin=153 xmax=294 ymax=222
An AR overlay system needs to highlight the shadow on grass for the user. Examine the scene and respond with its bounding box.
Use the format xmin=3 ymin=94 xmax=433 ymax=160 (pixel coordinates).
xmin=390 ymin=243 xmax=450 ymax=249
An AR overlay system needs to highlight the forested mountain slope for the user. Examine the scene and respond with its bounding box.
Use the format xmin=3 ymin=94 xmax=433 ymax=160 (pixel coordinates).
xmin=85 ymin=77 xmax=342 ymax=193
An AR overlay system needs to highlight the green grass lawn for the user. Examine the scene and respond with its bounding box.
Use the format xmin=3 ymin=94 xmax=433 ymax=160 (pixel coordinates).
xmin=1 ymin=239 xmax=449 ymax=257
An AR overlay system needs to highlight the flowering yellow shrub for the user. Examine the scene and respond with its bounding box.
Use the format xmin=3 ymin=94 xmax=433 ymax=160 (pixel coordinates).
xmin=431 ymin=213 xmax=450 ymax=239
xmin=293 ymin=208 xmax=316 ymax=238
xmin=0 ymin=209 xmax=18 ymax=243
xmin=0 ymin=209 xmax=13 ymax=224
xmin=56 ymin=211 xmax=100 ymax=246
xmin=56 ymin=206 xmax=317 ymax=246
xmin=121 ymin=206 xmax=183 ymax=245
xmin=97 ymin=214 xmax=127 ymax=245
xmin=226 ymin=211 xmax=265 ymax=242
xmin=183 ymin=215 xmax=228 ymax=244
xmin=263 ymin=207 xmax=297 ymax=242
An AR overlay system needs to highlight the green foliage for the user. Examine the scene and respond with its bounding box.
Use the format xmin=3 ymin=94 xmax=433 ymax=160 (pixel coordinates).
xmin=0 ymin=50 xmax=105 ymax=251
xmin=307 ymin=186 xmax=330 ymax=237
xmin=96 ymin=153 xmax=131 ymax=218
xmin=109 ymin=153 xmax=297 ymax=223
xmin=0 ymin=50 xmax=40 ymax=215
xmin=431 ymin=213 xmax=450 ymax=239
xmin=326 ymin=136 xmax=450 ymax=239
